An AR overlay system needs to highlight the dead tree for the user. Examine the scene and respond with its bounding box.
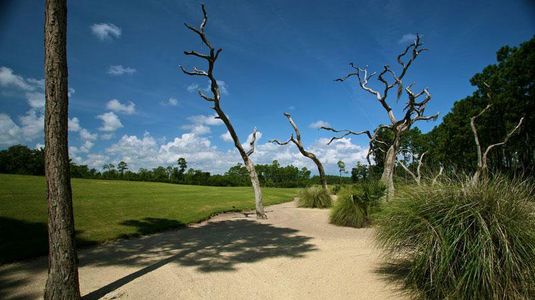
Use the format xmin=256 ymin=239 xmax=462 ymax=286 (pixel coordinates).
xmin=336 ymin=34 xmax=438 ymax=197
xmin=180 ymin=5 xmax=266 ymax=218
xmin=470 ymin=103 xmax=524 ymax=184
xmin=431 ymin=166 xmax=444 ymax=186
xmin=399 ymin=151 xmax=427 ymax=185
xmin=44 ymin=0 xmax=81 ymax=298
xmin=270 ymin=113 xmax=328 ymax=192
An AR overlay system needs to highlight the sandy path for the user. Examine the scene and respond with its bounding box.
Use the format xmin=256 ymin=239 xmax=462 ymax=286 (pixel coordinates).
xmin=0 ymin=201 xmax=406 ymax=300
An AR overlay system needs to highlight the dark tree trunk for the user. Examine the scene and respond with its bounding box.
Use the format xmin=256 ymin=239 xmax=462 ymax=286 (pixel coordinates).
xmin=44 ymin=0 xmax=81 ymax=298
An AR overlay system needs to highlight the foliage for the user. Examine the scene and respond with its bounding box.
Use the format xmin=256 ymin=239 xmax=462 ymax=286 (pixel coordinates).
xmin=297 ymin=186 xmax=332 ymax=208
xmin=375 ymin=178 xmax=535 ymax=299
xmin=0 ymin=145 xmax=45 ymax=175
xmin=0 ymin=173 xmax=298 ymax=263
xmin=330 ymin=181 xmax=385 ymax=228
xmin=423 ymin=36 xmax=535 ymax=176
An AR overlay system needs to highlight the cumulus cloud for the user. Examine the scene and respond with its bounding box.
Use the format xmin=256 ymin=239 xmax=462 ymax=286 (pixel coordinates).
xmin=0 ymin=113 xmax=23 ymax=146
xmin=220 ymin=131 xmax=233 ymax=142
xmin=107 ymin=65 xmax=136 ymax=75
xmin=309 ymin=120 xmax=331 ymax=129
xmin=19 ymin=110 xmax=44 ymax=141
xmin=181 ymin=113 xmax=223 ymax=135
xmin=106 ymin=99 xmax=136 ymax=115
xmin=0 ymin=66 xmax=34 ymax=91
xmin=97 ymin=112 xmax=123 ymax=132
xmin=68 ymin=117 xmax=81 ymax=132
xmin=91 ymin=23 xmax=121 ymax=40
xmin=399 ymin=33 xmax=417 ymax=44
xmin=91 ymin=129 xmax=368 ymax=174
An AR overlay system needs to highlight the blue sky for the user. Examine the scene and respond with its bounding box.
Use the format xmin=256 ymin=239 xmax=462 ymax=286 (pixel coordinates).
xmin=0 ymin=0 xmax=534 ymax=174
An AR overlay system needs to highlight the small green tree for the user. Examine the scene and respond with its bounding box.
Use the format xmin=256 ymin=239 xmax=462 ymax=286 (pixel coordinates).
xmin=117 ymin=161 xmax=128 ymax=177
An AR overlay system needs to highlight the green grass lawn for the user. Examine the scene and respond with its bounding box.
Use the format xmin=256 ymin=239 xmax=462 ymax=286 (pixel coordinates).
xmin=0 ymin=174 xmax=298 ymax=263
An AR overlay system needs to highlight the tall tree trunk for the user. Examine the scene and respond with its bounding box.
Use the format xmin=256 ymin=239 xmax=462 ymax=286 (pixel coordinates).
xmin=312 ymin=156 xmax=328 ymax=191
xmin=381 ymin=143 xmax=397 ymax=199
xmin=244 ymin=158 xmax=265 ymax=218
xmin=44 ymin=0 xmax=80 ymax=298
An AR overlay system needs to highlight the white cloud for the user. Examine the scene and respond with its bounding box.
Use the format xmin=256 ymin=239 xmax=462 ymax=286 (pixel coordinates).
xmin=0 ymin=66 xmax=34 ymax=91
xmin=161 ymin=97 xmax=178 ymax=106
xmin=25 ymin=92 xmax=45 ymax=109
xmin=106 ymin=99 xmax=136 ymax=115
xmin=0 ymin=113 xmax=23 ymax=146
xmin=186 ymin=83 xmax=199 ymax=93
xmin=68 ymin=117 xmax=81 ymax=132
xmin=97 ymin=112 xmax=123 ymax=132
xmin=187 ymin=114 xmax=223 ymax=126
xmin=107 ymin=65 xmax=136 ymax=75
xmin=399 ymin=33 xmax=417 ymax=44
xmin=19 ymin=110 xmax=44 ymax=140
xmin=181 ymin=113 xmax=223 ymax=135
xmin=91 ymin=23 xmax=121 ymax=40
xmin=220 ymin=131 xmax=233 ymax=142
xmin=309 ymin=120 xmax=331 ymax=129
xmin=187 ymin=81 xmax=229 ymax=95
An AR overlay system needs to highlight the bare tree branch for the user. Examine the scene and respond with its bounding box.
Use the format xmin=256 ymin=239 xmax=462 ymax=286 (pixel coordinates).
xmin=432 ymin=166 xmax=444 ymax=186
xmin=320 ymin=126 xmax=372 ymax=145
xmin=181 ymin=4 xmax=267 ymax=218
xmin=271 ymin=113 xmax=329 ymax=191
xmin=245 ymin=127 xmax=258 ymax=157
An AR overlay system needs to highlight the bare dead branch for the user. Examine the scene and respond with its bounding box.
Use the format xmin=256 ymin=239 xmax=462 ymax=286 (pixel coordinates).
xmin=398 ymin=151 xmax=427 ymax=185
xmin=272 ymin=113 xmax=329 ymax=191
xmin=181 ymin=5 xmax=266 ymax=218
xmin=482 ymin=117 xmax=524 ymax=163
xmin=432 ymin=166 xmax=444 ymax=186
xmin=245 ymin=128 xmax=258 ymax=156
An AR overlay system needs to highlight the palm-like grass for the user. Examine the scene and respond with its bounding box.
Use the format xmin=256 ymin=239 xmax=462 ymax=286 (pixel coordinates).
xmin=297 ymin=186 xmax=332 ymax=208
xmin=375 ymin=177 xmax=535 ymax=299
xmin=330 ymin=181 xmax=385 ymax=228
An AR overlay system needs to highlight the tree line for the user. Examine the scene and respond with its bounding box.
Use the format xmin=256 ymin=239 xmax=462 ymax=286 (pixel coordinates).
xmin=0 ymin=145 xmax=354 ymax=187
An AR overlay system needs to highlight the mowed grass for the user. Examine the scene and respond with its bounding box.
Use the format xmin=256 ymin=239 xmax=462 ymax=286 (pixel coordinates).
xmin=0 ymin=174 xmax=298 ymax=263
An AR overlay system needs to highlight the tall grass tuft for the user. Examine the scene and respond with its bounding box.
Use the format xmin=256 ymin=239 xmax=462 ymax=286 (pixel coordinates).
xmin=375 ymin=177 xmax=535 ymax=299
xmin=330 ymin=181 xmax=385 ymax=228
xmin=297 ymin=186 xmax=332 ymax=208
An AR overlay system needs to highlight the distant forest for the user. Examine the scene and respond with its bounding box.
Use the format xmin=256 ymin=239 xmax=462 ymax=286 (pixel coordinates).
xmin=0 ymin=37 xmax=533 ymax=185
xmin=0 ymin=145 xmax=355 ymax=187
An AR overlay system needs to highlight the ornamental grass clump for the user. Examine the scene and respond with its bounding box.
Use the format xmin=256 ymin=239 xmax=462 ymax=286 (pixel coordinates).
xmin=297 ymin=186 xmax=332 ymax=208
xmin=375 ymin=177 xmax=535 ymax=299
xmin=330 ymin=180 xmax=385 ymax=228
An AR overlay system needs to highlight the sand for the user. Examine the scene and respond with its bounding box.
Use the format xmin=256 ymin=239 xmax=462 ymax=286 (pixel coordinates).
xmin=0 ymin=200 xmax=407 ymax=300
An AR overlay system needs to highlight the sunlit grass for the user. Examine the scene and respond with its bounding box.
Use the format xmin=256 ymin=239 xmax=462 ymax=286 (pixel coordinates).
xmin=0 ymin=174 xmax=297 ymax=262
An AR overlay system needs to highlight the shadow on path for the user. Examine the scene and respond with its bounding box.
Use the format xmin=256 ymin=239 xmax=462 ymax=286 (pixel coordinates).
xmin=83 ymin=218 xmax=316 ymax=299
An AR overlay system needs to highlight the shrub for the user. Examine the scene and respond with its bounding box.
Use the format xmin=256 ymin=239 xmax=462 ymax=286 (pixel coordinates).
xmin=297 ymin=186 xmax=332 ymax=208
xmin=375 ymin=178 xmax=535 ymax=299
xmin=330 ymin=181 xmax=385 ymax=228
xmin=331 ymin=184 xmax=342 ymax=195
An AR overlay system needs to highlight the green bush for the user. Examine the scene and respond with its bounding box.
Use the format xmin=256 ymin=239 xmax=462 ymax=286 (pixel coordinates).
xmin=331 ymin=184 xmax=342 ymax=195
xmin=297 ymin=186 xmax=332 ymax=208
xmin=375 ymin=178 xmax=535 ymax=299
xmin=330 ymin=181 xmax=385 ymax=228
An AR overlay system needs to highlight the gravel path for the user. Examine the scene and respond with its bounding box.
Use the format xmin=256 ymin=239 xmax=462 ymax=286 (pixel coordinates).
xmin=0 ymin=201 xmax=406 ymax=299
